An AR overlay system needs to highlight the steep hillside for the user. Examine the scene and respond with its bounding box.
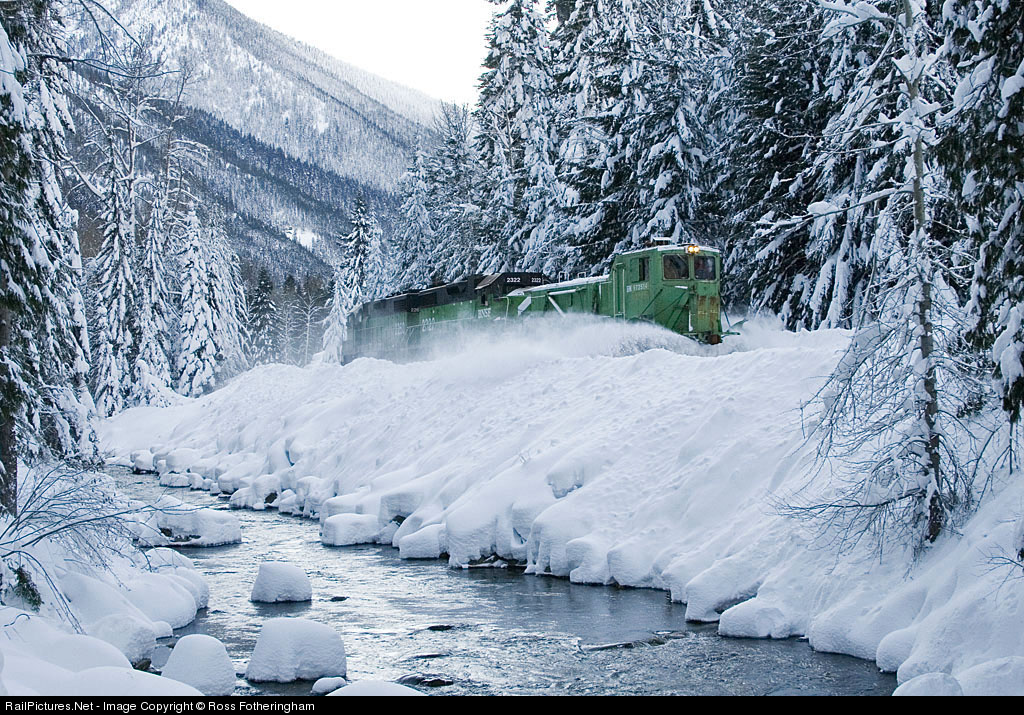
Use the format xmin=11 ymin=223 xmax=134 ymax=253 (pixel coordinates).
xmin=70 ymin=0 xmax=440 ymax=276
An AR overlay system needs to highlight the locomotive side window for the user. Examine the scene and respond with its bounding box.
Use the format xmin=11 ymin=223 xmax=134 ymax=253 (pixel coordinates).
xmin=639 ymin=257 xmax=649 ymax=282
xmin=694 ymin=256 xmax=716 ymax=281
xmin=663 ymin=255 xmax=689 ymax=280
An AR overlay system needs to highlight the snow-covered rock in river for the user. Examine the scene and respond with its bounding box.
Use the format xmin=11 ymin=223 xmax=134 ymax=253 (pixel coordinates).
xmin=327 ymin=681 xmax=424 ymax=696
xmin=250 ymin=562 xmax=313 ymax=603
xmin=59 ymin=667 xmax=202 ymax=696
xmin=245 ymin=618 xmax=346 ymax=682
xmin=321 ymin=514 xmax=380 ymax=546
xmin=310 ymin=677 xmax=348 ymax=695
xmin=160 ymin=635 xmax=236 ymax=696
xmin=130 ymin=495 xmax=242 ymax=547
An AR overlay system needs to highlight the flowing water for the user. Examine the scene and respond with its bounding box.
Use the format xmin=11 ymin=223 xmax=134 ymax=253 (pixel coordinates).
xmin=115 ymin=468 xmax=896 ymax=696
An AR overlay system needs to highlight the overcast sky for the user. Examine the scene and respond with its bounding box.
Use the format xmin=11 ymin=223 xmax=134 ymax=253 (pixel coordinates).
xmin=224 ymin=0 xmax=494 ymax=105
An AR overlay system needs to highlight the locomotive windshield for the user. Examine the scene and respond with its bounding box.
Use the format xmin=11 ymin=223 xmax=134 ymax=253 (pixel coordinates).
xmin=694 ymin=256 xmax=717 ymax=281
xmin=663 ymin=254 xmax=689 ymax=280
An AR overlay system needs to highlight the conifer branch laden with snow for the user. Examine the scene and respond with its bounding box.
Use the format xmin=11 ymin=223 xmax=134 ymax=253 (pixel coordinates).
xmin=1 ymin=0 xmax=99 ymax=513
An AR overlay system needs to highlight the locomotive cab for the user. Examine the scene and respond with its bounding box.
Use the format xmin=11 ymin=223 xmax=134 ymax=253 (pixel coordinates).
xmin=606 ymin=244 xmax=724 ymax=342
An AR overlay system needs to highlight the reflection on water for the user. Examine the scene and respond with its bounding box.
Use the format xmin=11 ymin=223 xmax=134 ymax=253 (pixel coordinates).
xmin=117 ymin=469 xmax=895 ymax=696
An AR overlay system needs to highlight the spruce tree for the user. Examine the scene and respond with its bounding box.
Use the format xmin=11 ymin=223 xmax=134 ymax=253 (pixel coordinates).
xmin=177 ymin=211 xmax=219 ymax=397
xmin=1 ymin=0 xmax=97 ymax=511
xmin=474 ymin=0 xmax=559 ymax=273
xmin=942 ymin=0 xmax=1024 ymax=421
xmin=90 ymin=160 xmax=138 ymax=416
xmin=132 ymin=189 xmax=175 ymax=406
xmin=247 ymin=269 xmax=278 ymax=364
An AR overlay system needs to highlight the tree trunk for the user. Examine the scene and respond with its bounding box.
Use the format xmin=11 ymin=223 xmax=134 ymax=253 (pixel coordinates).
xmin=0 ymin=302 xmax=17 ymax=516
xmin=903 ymin=0 xmax=943 ymax=541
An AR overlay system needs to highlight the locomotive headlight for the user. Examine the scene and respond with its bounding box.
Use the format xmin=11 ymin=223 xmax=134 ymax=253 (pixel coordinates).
xmin=686 ymin=244 xmax=700 ymax=254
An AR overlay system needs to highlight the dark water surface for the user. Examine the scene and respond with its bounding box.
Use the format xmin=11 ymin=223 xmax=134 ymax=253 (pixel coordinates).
xmin=116 ymin=469 xmax=896 ymax=696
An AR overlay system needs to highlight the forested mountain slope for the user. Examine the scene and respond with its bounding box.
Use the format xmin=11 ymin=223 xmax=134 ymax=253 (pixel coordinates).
xmin=70 ymin=0 xmax=439 ymax=276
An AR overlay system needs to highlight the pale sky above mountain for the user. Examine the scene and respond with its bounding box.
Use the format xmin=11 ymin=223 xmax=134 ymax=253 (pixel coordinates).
xmin=224 ymin=0 xmax=494 ymax=105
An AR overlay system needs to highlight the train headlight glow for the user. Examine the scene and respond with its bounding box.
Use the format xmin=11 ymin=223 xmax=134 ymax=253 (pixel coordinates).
xmin=686 ymin=244 xmax=700 ymax=254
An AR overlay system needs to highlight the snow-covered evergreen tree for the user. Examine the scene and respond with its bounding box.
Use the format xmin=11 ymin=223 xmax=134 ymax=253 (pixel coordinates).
xmin=716 ymin=1 xmax=828 ymax=316
xmin=247 ymin=269 xmax=278 ymax=364
xmin=321 ymin=267 xmax=356 ymax=364
xmin=177 ymin=210 xmax=243 ymax=397
xmin=131 ymin=189 xmax=176 ymax=406
xmin=942 ymin=0 xmax=1024 ymax=421
xmin=1 ymin=0 xmax=99 ymax=508
xmin=342 ymin=197 xmax=385 ymax=304
xmin=474 ymin=0 xmax=559 ymax=272
xmin=90 ymin=161 xmax=138 ymax=417
xmin=394 ymin=150 xmax=436 ymax=289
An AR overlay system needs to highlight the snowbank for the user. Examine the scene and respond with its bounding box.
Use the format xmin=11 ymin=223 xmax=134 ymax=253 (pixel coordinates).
xmin=245 ymin=618 xmax=347 ymax=682
xmin=160 ymin=634 xmax=236 ymax=696
xmin=101 ymin=316 xmax=1024 ymax=692
xmin=250 ymin=562 xmax=312 ymax=603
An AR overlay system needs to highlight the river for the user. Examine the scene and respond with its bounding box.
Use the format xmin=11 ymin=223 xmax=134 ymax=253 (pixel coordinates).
xmin=115 ymin=468 xmax=896 ymax=696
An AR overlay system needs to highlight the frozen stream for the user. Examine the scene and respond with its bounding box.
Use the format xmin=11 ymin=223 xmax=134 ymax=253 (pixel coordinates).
xmin=116 ymin=468 xmax=896 ymax=696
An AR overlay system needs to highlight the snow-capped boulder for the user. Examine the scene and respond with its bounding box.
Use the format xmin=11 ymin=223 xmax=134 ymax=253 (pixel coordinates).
xmin=892 ymin=673 xmax=964 ymax=696
xmin=245 ymin=618 xmax=346 ymax=683
xmin=42 ymin=635 xmax=132 ymax=673
xmin=124 ymin=573 xmax=198 ymax=630
xmin=131 ymin=496 xmax=242 ymax=547
xmin=87 ymin=614 xmax=158 ymax=666
xmin=399 ymin=524 xmax=447 ymax=559
xmin=327 ymin=680 xmax=424 ymax=696
xmin=59 ymin=667 xmax=202 ymax=696
xmin=160 ymin=635 xmax=236 ymax=696
xmin=311 ymin=677 xmax=348 ymax=695
xmin=250 ymin=562 xmax=312 ymax=603
xmin=322 ymin=514 xmax=380 ymax=546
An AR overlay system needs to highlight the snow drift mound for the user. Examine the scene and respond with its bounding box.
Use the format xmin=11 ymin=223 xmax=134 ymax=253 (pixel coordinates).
xmin=101 ymin=318 xmax=1024 ymax=690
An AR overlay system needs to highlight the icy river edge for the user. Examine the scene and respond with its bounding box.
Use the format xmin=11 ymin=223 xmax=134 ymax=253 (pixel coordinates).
xmin=118 ymin=465 xmax=897 ymax=696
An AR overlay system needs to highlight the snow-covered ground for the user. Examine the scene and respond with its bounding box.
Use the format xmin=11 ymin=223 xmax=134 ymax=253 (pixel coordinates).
xmin=101 ymin=316 xmax=1024 ymax=694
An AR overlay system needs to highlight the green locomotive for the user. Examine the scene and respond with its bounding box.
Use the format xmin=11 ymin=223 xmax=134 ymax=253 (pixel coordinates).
xmin=344 ymin=243 xmax=725 ymax=361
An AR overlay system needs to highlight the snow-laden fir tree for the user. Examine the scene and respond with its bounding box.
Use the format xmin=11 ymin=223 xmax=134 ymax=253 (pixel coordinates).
xmin=341 ymin=197 xmax=385 ymax=304
xmin=739 ymin=0 xmax=933 ymax=331
xmin=177 ymin=211 xmax=217 ymax=396
xmin=549 ymin=0 xmax=721 ymax=274
xmin=209 ymin=221 xmax=247 ymax=378
xmin=90 ymin=160 xmax=138 ymax=417
xmin=941 ymin=0 xmax=1024 ymax=421
xmin=1 ymin=0 xmax=98 ymax=511
xmin=177 ymin=210 xmax=244 ymax=395
xmin=716 ymin=1 xmax=829 ymax=316
xmin=247 ymin=268 xmax=278 ymax=364
xmin=131 ymin=189 xmax=176 ymax=406
xmin=394 ymin=149 xmax=436 ymax=289
xmin=321 ymin=265 xmax=357 ymax=364
xmin=618 ymin=0 xmax=718 ymax=253
xmin=474 ymin=0 xmax=559 ymax=273
xmin=393 ymin=104 xmax=485 ymax=288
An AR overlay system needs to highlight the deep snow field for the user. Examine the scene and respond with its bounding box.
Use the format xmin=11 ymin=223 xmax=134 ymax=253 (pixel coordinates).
xmin=83 ymin=315 xmax=1024 ymax=695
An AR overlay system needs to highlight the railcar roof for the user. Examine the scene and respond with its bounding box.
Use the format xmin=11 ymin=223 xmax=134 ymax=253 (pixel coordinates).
xmin=619 ymin=244 xmax=721 ymax=257
xmin=519 ymin=275 xmax=607 ymax=294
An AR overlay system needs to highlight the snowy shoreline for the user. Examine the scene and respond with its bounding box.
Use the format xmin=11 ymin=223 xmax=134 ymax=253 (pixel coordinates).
xmin=100 ymin=319 xmax=1024 ymax=696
